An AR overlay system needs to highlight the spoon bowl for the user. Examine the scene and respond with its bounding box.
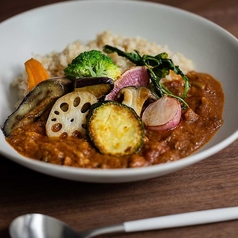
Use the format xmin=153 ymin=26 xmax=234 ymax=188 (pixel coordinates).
xmin=9 ymin=213 xmax=124 ymax=238
xmin=10 ymin=214 xmax=79 ymax=238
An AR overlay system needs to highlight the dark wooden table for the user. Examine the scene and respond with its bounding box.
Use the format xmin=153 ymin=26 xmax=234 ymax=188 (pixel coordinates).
xmin=1 ymin=1 xmax=238 ymax=237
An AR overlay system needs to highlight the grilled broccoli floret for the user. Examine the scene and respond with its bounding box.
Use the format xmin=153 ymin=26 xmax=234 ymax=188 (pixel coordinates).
xmin=64 ymin=50 xmax=121 ymax=80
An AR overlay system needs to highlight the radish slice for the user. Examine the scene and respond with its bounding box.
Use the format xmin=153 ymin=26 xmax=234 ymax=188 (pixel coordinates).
xmin=105 ymin=66 xmax=150 ymax=100
xmin=142 ymin=96 xmax=181 ymax=131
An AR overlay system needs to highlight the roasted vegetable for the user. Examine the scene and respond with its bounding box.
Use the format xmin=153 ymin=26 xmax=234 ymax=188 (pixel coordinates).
xmin=103 ymin=45 xmax=189 ymax=108
xmin=105 ymin=66 xmax=150 ymax=100
xmin=64 ymin=50 xmax=121 ymax=80
xmin=74 ymin=77 xmax=114 ymax=99
xmin=46 ymin=91 xmax=97 ymax=138
xmin=118 ymin=86 xmax=156 ymax=116
xmin=25 ymin=58 xmax=50 ymax=91
xmin=142 ymin=96 xmax=181 ymax=131
xmin=2 ymin=78 xmax=73 ymax=137
xmin=87 ymin=101 xmax=144 ymax=156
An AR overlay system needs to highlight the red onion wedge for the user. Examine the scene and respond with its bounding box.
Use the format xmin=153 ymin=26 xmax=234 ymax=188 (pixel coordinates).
xmin=142 ymin=96 xmax=182 ymax=131
xmin=105 ymin=66 xmax=150 ymax=100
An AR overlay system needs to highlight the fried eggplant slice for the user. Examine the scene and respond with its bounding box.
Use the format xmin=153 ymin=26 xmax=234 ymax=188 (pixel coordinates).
xmin=74 ymin=77 xmax=114 ymax=99
xmin=2 ymin=77 xmax=73 ymax=137
xmin=87 ymin=101 xmax=144 ymax=156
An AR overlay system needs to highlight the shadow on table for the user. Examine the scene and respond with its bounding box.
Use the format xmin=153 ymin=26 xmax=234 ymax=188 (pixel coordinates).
xmin=0 ymin=227 xmax=10 ymax=238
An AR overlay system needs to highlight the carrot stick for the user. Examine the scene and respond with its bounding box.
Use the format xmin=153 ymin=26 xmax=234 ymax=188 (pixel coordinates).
xmin=25 ymin=58 xmax=50 ymax=91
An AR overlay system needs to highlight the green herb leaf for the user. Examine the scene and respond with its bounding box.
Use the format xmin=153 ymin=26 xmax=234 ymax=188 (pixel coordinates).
xmin=103 ymin=45 xmax=190 ymax=108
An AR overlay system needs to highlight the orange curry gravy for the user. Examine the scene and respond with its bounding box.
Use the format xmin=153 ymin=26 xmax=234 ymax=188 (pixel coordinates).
xmin=6 ymin=71 xmax=224 ymax=168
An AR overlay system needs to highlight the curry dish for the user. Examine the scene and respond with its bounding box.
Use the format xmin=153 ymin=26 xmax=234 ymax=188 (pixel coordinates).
xmin=6 ymin=71 xmax=224 ymax=168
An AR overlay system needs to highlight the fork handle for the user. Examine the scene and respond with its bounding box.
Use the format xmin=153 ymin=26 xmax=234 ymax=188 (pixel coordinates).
xmin=124 ymin=206 xmax=238 ymax=232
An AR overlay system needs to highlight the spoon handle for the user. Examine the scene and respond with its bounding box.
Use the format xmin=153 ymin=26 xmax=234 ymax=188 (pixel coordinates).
xmin=124 ymin=206 xmax=238 ymax=232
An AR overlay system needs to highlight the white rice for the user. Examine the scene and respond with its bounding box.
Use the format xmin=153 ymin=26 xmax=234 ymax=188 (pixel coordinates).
xmin=14 ymin=30 xmax=195 ymax=100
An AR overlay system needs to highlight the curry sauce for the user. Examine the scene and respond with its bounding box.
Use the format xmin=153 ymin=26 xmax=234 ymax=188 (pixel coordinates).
xmin=6 ymin=71 xmax=224 ymax=168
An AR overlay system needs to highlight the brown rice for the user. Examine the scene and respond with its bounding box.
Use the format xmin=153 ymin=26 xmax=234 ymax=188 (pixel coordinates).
xmin=14 ymin=30 xmax=195 ymax=100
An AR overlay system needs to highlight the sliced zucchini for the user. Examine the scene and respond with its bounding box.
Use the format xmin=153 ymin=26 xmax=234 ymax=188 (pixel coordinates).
xmin=74 ymin=77 xmax=114 ymax=99
xmin=2 ymin=77 xmax=73 ymax=137
xmin=46 ymin=91 xmax=97 ymax=138
xmin=87 ymin=101 xmax=144 ymax=156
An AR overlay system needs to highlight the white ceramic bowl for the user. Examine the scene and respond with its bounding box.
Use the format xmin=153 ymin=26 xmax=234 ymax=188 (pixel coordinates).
xmin=0 ymin=0 xmax=237 ymax=183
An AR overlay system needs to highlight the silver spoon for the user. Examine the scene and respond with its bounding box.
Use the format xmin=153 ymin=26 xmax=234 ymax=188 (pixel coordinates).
xmin=9 ymin=207 xmax=238 ymax=238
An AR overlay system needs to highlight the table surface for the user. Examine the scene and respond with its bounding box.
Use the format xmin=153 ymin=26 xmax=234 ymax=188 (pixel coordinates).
xmin=0 ymin=0 xmax=238 ymax=237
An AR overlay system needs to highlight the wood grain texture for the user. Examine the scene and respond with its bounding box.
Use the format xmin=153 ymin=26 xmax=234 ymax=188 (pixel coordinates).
xmin=0 ymin=1 xmax=238 ymax=237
